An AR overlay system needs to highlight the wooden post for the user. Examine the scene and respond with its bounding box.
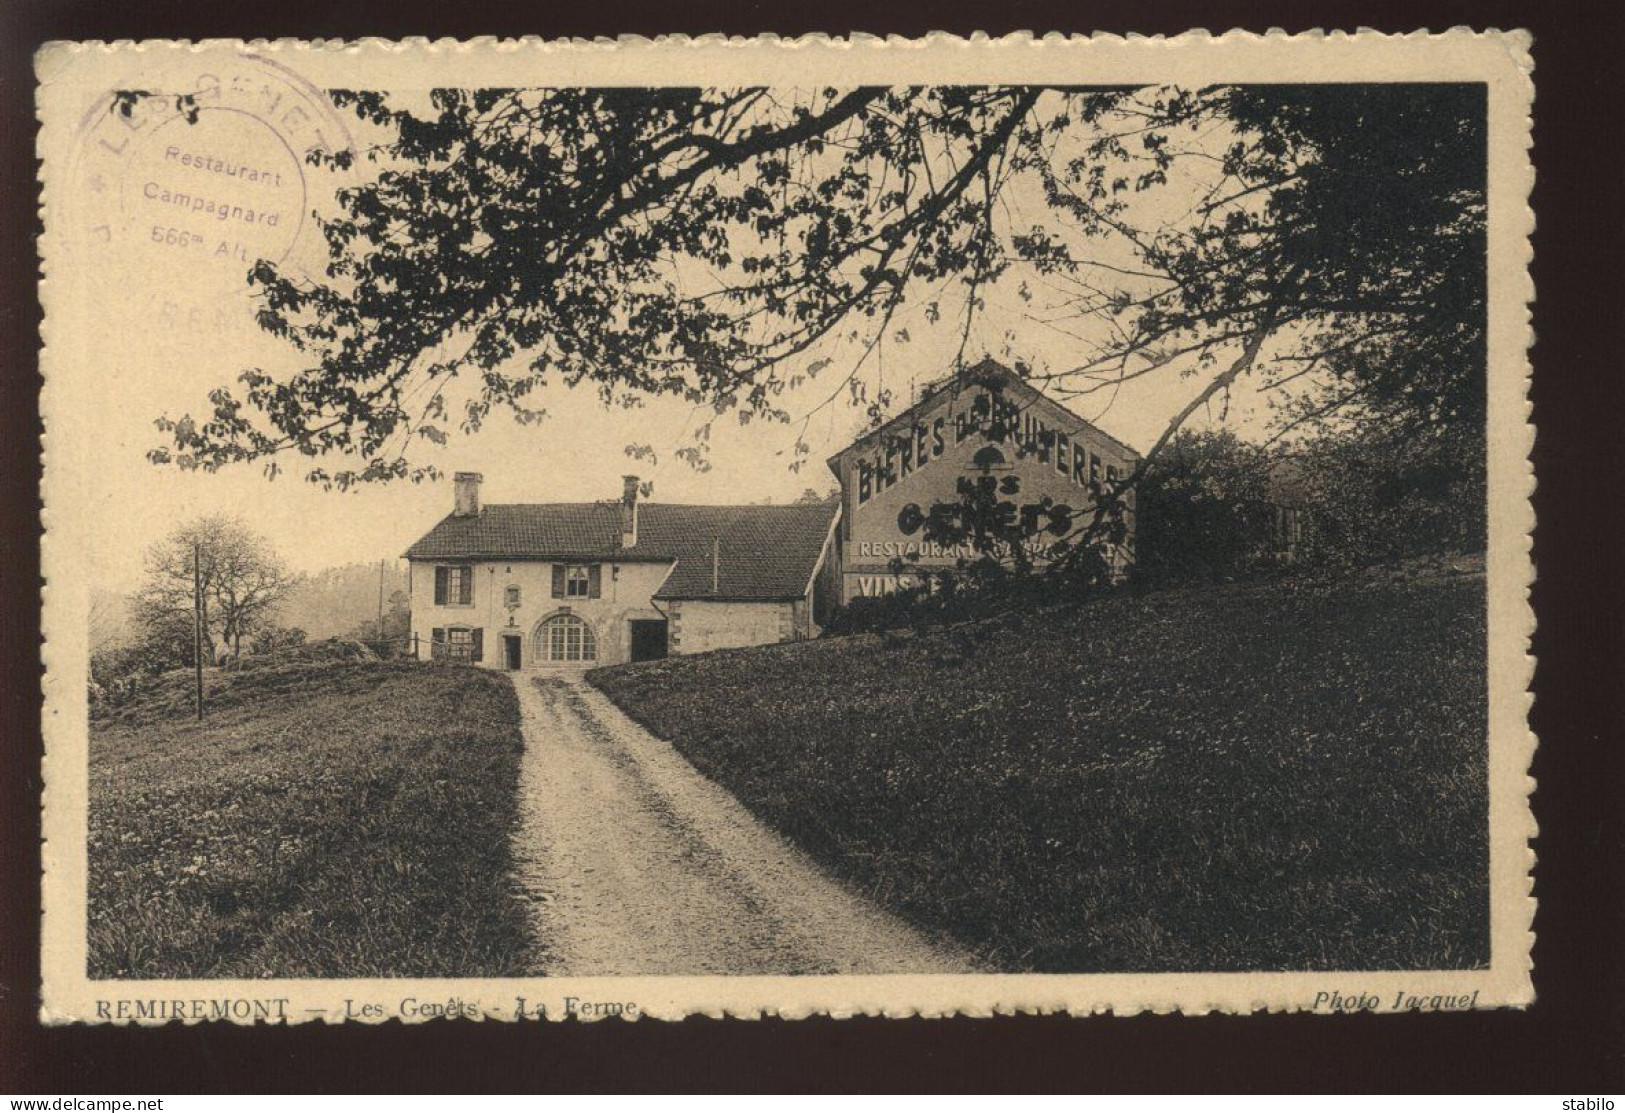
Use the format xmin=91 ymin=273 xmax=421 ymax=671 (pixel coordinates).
xmin=377 ymin=558 xmax=386 ymax=653
xmin=192 ymin=540 xmax=204 ymax=721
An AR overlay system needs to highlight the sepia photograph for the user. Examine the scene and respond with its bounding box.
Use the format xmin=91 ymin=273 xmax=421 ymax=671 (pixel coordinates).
xmin=35 ymin=33 xmax=1534 ymax=1021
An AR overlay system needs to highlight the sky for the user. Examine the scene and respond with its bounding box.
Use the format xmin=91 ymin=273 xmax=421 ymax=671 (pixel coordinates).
xmin=59 ymin=87 xmax=1298 ymax=595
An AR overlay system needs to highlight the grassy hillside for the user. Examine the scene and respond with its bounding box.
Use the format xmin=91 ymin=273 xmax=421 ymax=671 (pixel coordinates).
xmin=591 ymin=565 xmax=1489 ymax=972
xmin=90 ymin=660 xmax=538 ymax=978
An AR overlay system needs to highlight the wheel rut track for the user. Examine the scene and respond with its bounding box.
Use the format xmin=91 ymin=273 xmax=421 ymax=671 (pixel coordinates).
xmin=508 ymin=674 xmax=974 ymax=977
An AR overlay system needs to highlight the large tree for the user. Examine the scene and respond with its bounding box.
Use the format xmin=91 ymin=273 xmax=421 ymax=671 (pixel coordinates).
xmin=146 ymin=83 xmax=1485 ymax=549
xmin=133 ymin=515 xmax=294 ymax=662
xmin=1021 ymin=83 xmax=1485 ymax=466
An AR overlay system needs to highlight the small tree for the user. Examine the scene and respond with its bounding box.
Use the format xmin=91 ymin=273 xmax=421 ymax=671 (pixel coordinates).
xmin=897 ymin=372 xmax=1130 ymax=598
xmin=133 ymin=515 xmax=293 ymax=662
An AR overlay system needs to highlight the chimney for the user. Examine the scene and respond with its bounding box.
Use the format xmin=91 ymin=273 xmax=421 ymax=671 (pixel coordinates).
xmin=453 ymin=472 xmax=483 ymax=518
xmin=620 ymin=475 xmax=639 ymax=547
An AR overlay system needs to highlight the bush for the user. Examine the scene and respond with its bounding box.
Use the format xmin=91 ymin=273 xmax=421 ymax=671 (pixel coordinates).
xmin=1290 ymin=424 xmax=1486 ymax=567
xmin=222 ymin=637 xmax=377 ymax=672
xmin=1133 ymin=424 xmax=1486 ymax=588
xmin=249 ymin=624 xmax=307 ymax=655
xmin=1134 ymin=430 xmax=1280 ymax=587
xmin=90 ymin=623 xmax=201 ymax=715
xmin=825 ymin=572 xmax=1104 ymax=637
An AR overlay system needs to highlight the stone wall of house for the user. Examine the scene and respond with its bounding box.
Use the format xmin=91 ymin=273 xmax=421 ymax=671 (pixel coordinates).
xmin=667 ymin=599 xmax=799 ymax=656
xmin=409 ymin=558 xmax=672 ymax=669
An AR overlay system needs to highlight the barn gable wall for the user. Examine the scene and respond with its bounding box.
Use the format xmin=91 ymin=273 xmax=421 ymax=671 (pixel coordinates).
xmin=830 ymin=376 xmax=1139 ymax=603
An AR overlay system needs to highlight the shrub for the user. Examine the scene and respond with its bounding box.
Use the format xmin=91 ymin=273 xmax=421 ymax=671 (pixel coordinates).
xmin=249 ymin=624 xmax=307 ymax=655
xmin=823 ymin=563 xmax=1106 ymax=637
xmin=1290 ymin=423 xmax=1486 ymax=567
xmin=1134 ymin=430 xmax=1280 ymax=587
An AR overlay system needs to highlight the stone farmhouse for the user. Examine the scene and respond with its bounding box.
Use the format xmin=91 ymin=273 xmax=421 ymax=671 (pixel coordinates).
xmin=404 ymin=359 xmax=1139 ymax=669
xmin=405 ymin=477 xmax=840 ymax=668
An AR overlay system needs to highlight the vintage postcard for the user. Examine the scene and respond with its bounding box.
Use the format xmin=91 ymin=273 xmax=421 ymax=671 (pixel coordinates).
xmin=36 ymin=31 xmax=1535 ymax=1023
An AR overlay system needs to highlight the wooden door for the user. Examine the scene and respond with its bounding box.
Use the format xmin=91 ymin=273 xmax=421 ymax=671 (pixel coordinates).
xmin=629 ymin=620 xmax=668 ymax=662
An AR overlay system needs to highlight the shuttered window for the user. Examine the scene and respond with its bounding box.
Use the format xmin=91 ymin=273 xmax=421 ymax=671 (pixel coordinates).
xmin=552 ymin=564 xmax=602 ymax=599
xmin=444 ymin=626 xmax=482 ymax=662
xmin=434 ymin=565 xmax=473 ymax=606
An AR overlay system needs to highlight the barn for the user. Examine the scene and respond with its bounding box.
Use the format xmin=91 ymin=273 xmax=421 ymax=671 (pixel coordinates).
xmin=825 ymin=358 xmax=1141 ymax=604
xmin=403 ymin=359 xmax=1138 ymax=668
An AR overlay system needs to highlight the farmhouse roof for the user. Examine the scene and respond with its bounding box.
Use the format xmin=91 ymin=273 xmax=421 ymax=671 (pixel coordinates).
xmin=404 ymin=501 xmax=839 ymax=602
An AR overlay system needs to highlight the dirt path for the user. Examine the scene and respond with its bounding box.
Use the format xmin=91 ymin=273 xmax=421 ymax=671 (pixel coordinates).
xmin=509 ymin=674 xmax=974 ymax=976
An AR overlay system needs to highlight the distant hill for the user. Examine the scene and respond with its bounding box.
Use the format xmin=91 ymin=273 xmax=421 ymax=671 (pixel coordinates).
xmin=277 ymin=562 xmax=410 ymax=639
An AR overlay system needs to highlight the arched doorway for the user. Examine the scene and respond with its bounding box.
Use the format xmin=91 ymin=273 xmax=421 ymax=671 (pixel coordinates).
xmin=533 ymin=612 xmax=598 ymax=664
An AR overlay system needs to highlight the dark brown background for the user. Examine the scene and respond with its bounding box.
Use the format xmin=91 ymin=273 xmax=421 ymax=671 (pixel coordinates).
xmin=3 ymin=0 xmax=1620 ymax=1093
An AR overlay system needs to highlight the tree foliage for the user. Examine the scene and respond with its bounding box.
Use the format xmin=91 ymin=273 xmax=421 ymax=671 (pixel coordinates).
xmin=349 ymin=589 xmax=411 ymax=653
xmin=1044 ymin=83 xmax=1486 ymax=460
xmin=1132 ymin=430 xmax=1278 ymax=586
xmin=1132 ymin=421 xmax=1486 ymax=589
xmin=148 ymin=83 xmax=1484 ymax=486
xmin=1286 ymin=419 xmax=1487 ymax=568
xmin=153 ymin=86 xmax=1083 ymax=484
xmin=142 ymin=81 xmax=1487 ymax=586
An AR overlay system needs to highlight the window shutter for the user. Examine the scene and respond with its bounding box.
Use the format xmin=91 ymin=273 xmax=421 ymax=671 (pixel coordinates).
xmin=458 ymin=566 xmax=473 ymax=605
xmin=551 ymin=565 xmax=566 ymax=598
xmin=588 ymin=565 xmax=602 ymax=599
xmin=434 ymin=566 xmax=448 ymax=605
xmin=471 ymin=628 xmax=483 ymax=662
xmin=431 ymin=627 xmax=445 ymax=658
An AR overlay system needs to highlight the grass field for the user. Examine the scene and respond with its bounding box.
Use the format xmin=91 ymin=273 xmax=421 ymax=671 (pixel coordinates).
xmin=591 ymin=564 xmax=1490 ymax=973
xmin=89 ymin=660 xmax=538 ymax=979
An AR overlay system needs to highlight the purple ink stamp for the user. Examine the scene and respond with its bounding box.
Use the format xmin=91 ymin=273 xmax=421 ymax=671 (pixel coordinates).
xmin=64 ymin=50 xmax=353 ymax=332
